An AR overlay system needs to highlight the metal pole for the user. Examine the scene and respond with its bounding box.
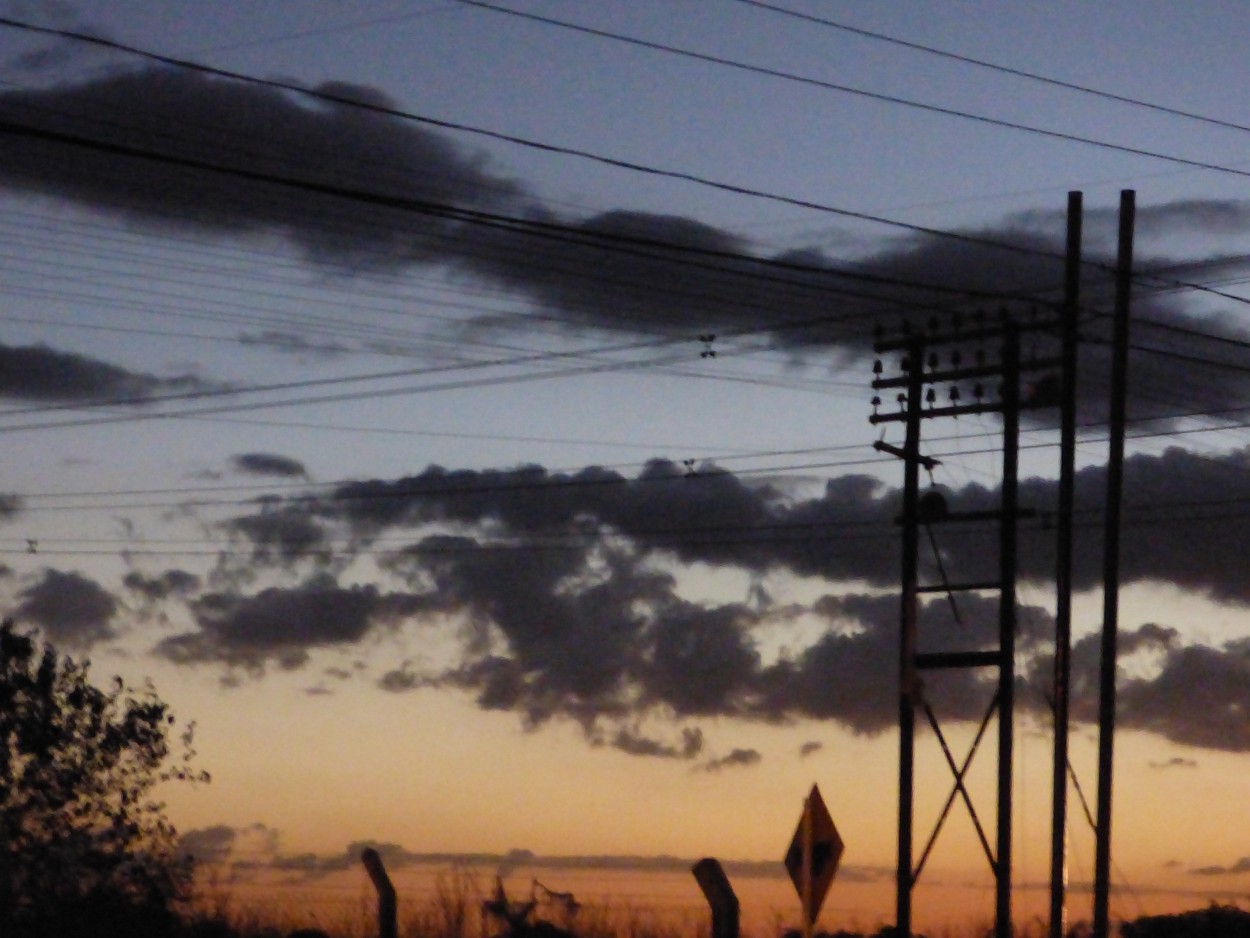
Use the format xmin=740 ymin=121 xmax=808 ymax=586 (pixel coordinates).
xmin=896 ymin=338 xmax=924 ymax=938
xmin=802 ymin=792 xmax=813 ymax=938
xmin=1050 ymin=191 xmax=1082 ymax=938
xmin=1093 ymin=189 xmax=1135 ymax=938
xmin=995 ymin=326 xmax=1020 ymax=938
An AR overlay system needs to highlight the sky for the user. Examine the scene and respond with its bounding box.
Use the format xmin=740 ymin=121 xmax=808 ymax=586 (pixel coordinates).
xmin=5 ymin=0 xmax=1250 ymax=932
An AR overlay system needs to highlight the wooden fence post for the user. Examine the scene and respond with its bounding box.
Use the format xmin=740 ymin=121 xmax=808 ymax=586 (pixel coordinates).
xmin=692 ymin=858 xmax=739 ymax=938
xmin=361 ymin=847 xmax=398 ymax=938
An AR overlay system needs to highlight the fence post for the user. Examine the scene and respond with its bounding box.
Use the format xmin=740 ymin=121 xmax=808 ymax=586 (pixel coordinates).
xmin=692 ymin=858 xmax=739 ymax=938
xmin=361 ymin=847 xmax=398 ymax=938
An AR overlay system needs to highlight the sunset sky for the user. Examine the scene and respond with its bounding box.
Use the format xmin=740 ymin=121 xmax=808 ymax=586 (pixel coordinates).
xmin=5 ymin=1 xmax=1250 ymax=933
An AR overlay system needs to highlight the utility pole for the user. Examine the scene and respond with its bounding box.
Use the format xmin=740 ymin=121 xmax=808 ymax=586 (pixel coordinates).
xmin=1050 ymin=191 xmax=1083 ymax=938
xmin=872 ymin=194 xmax=1127 ymax=938
xmin=1093 ymin=189 xmax=1135 ymax=938
xmin=871 ymin=309 xmax=1058 ymax=938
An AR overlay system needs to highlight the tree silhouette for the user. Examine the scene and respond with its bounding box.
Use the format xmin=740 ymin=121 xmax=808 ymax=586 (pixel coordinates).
xmin=0 ymin=618 xmax=208 ymax=932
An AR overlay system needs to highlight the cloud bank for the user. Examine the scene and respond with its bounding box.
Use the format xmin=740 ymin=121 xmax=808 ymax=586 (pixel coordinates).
xmin=0 ymin=447 xmax=1201 ymax=757
xmin=5 ymin=63 xmax=1250 ymax=760
xmin=4 ymin=65 xmax=1250 ymax=423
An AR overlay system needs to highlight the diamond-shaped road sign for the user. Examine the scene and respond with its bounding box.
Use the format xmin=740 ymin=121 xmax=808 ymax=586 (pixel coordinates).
xmin=784 ymin=784 xmax=844 ymax=925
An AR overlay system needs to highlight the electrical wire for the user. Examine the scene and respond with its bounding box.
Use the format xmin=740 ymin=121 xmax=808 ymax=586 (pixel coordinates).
xmin=449 ymin=0 xmax=1250 ymax=182
xmin=735 ymin=0 xmax=1250 ymax=140
xmin=0 ymin=14 xmax=1111 ymax=266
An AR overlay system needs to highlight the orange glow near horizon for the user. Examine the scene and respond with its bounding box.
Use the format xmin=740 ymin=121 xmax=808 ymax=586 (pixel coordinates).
xmin=198 ymin=858 xmax=1245 ymax=938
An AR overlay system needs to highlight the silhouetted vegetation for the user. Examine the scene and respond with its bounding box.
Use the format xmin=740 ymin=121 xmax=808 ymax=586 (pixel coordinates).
xmin=1121 ymin=905 xmax=1250 ymax=938
xmin=0 ymin=619 xmax=209 ymax=937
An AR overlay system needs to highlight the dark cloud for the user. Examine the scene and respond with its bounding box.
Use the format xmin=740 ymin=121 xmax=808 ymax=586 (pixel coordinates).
xmin=378 ymin=662 xmax=424 ymax=693
xmin=799 ymin=741 xmax=823 ymax=757
xmin=0 ymin=66 xmax=522 ymax=271
xmin=176 ymin=823 xmax=281 ymax=873
xmin=231 ymin=453 xmax=308 ymax=479
xmin=176 ymin=445 xmax=1250 ymax=753
xmin=608 ymin=727 xmax=703 ymax=760
xmin=299 ymin=447 xmax=1250 ymax=606
xmin=1191 ymin=857 xmax=1250 ymax=877
xmin=176 ymin=824 xmax=236 ymax=865
xmin=222 ymin=500 xmax=329 ymax=566
xmin=0 ymin=341 xmax=216 ymax=404
xmin=152 ymin=573 xmax=433 ymax=672
xmin=1037 ymin=624 xmax=1250 ymax=752
xmin=123 ymin=568 xmax=201 ymax=601
xmin=1149 ymin=757 xmax=1197 ymax=769
xmin=388 ymin=537 xmax=679 ymax=729
xmin=320 ymin=462 xmax=899 ymax=585
xmin=14 ymin=568 xmax=119 ymax=648
xmin=1117 ymin=640 xmax=1250 ymax=752
xmin=0 ymin=494 xmax=20 ymax=522
xmin=643 ymin=603 xmax=762 ymax=717
xmin=5 ymin=69 xmax=1250 ymax=422
xmin=699 ymin=748 xmax=762 ymax=772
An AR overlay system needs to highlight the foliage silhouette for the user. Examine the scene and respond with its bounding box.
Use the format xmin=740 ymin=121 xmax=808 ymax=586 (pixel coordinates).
xmin=0 ymin=618 xmax=209 ymax=935
xmin=1121 ymin=905 xmax=1250 ymax=938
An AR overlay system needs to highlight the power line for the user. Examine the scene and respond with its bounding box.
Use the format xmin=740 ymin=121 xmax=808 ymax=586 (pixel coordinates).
xmin=449 ymin=0 xmax=1250 ymax=182
xmin=0 ymin=14 xmax=1099 ymax=264
xmin=0 ymin=112 xmax=1044 ymax=307
xmin=12 ymin=409 xmax=1250 ymax=515
xmin=735 ymin=0 xmax=1250 ymax=139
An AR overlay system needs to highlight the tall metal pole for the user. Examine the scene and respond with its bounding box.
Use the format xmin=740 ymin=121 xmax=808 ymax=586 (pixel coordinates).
xmin=896 ymin=339 xmax=924 ymax=938
xmin=995 ymin=327 xmax=1020 ymax=938
xmin=1093 ymin=189 xmax=1135 ymax=938
xmin=1050 ymin=191 xmax=1082 ymax=938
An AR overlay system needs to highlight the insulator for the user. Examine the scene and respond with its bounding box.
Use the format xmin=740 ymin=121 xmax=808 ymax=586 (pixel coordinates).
xmin=871 ymin=395 xmax=881 ymax=411
xmin=925 ymin=387 xmax=936 ymax=406
xmin=900 ymin=355 xmax=911 ymax=372
xmin=873 ymin=358 xmax=883 ymax=375
xmin=973 ymin=382 xmax=984 ymax=399
xmin=927 ymin=351 xmax=938 ymax=370
xmin=950 ymin=385 xmax=961 ymax=403
xmin=897 ymin=392 xmax=907 ymax=408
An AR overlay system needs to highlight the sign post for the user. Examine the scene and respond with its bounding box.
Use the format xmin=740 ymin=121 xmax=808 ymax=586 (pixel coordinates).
xmin=785 ymin=784 xmax=844 ymax=938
